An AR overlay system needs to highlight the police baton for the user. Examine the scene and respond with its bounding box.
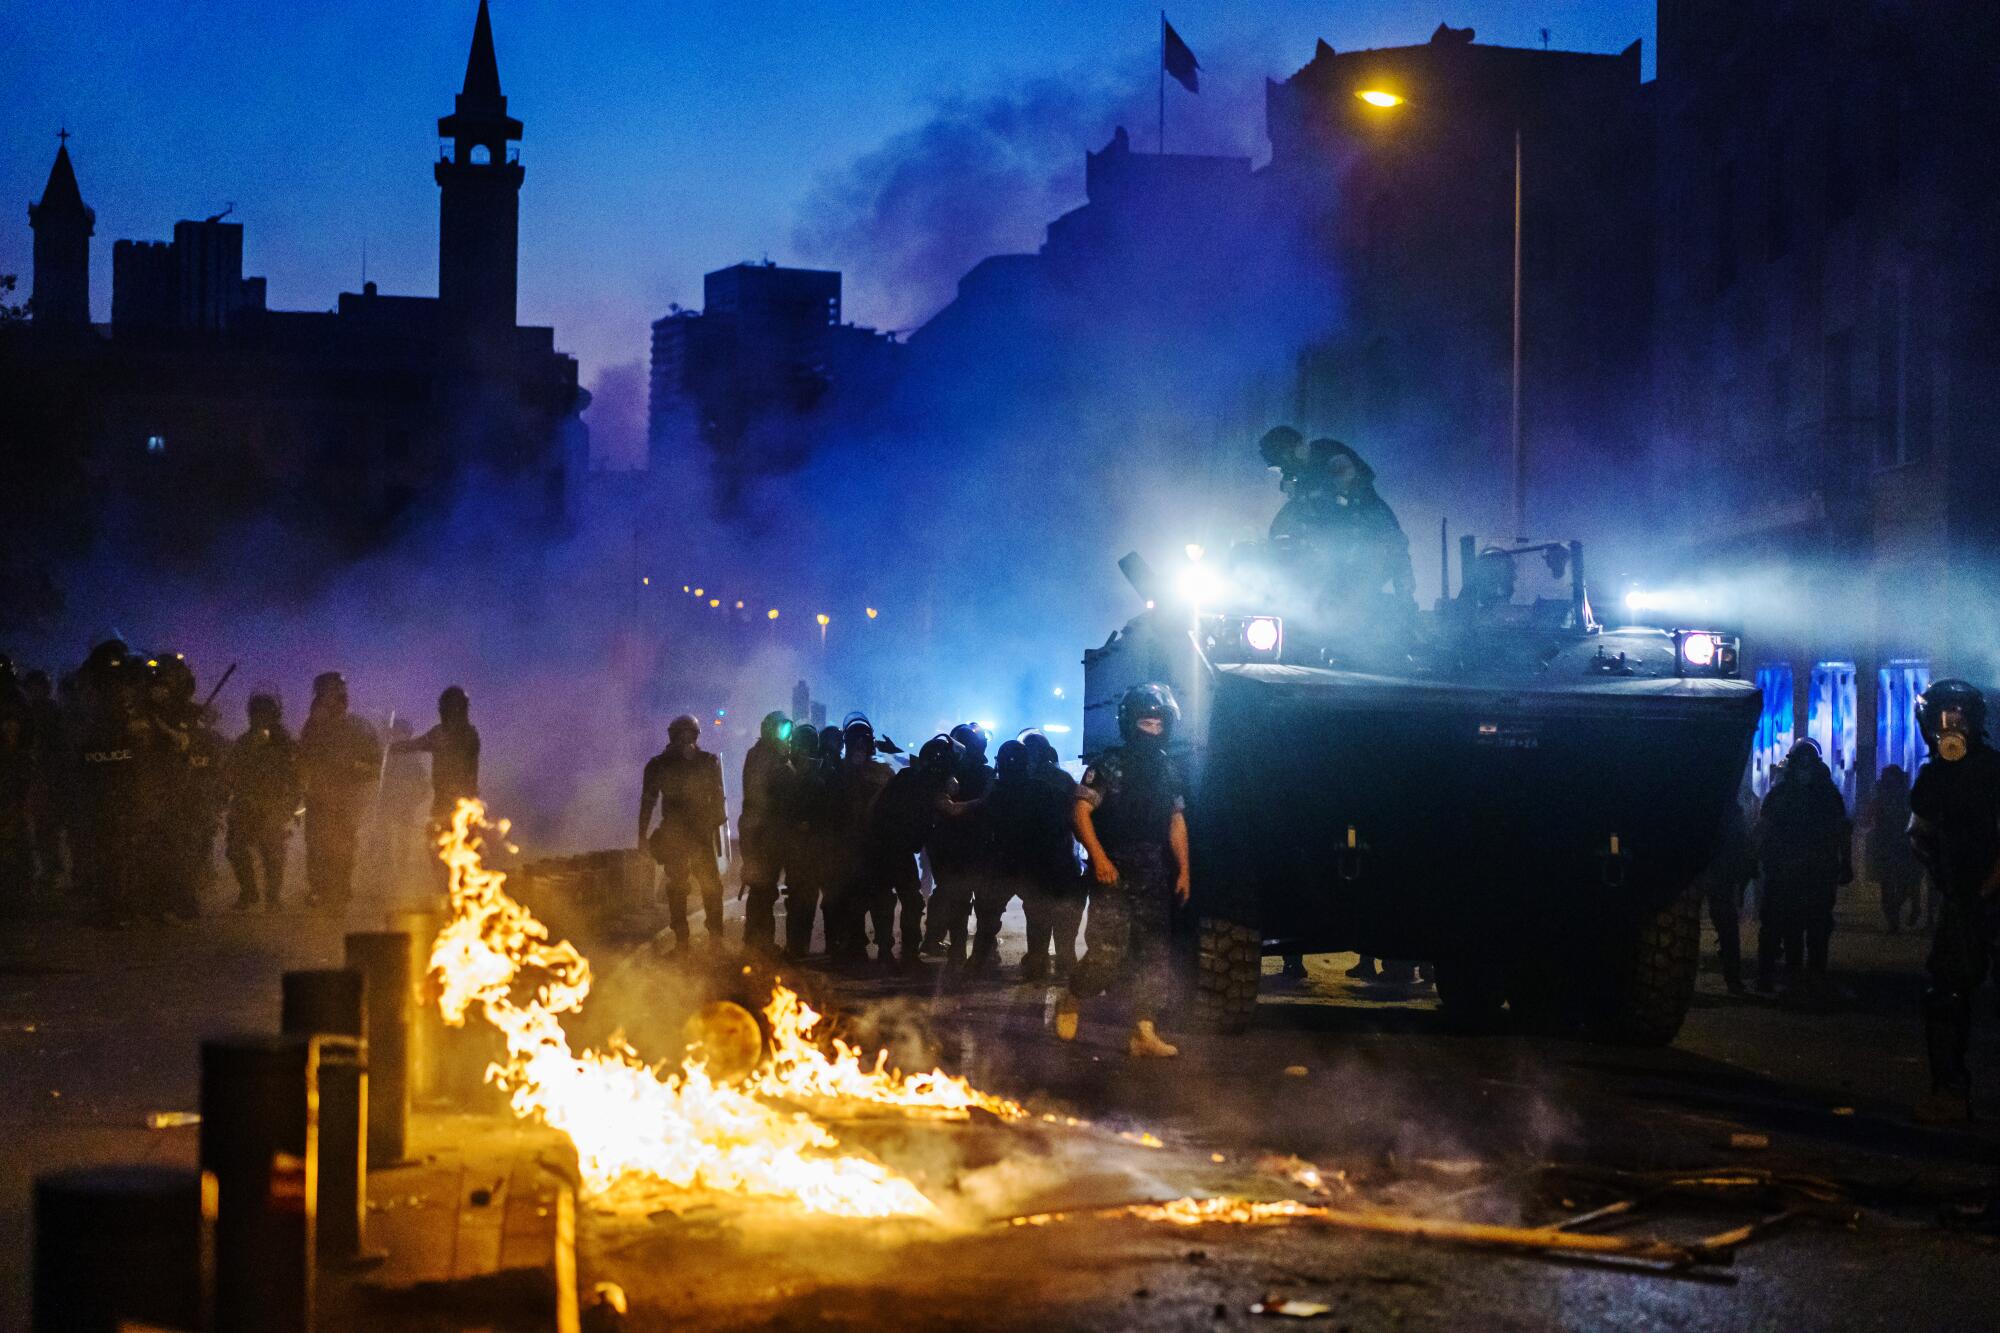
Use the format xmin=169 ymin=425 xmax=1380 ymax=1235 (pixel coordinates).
xmin=201 ymin=662 xmax=239 ymax=711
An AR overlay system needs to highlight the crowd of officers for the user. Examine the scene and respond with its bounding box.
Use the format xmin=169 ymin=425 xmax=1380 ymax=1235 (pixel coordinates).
xmin=0 ymin=640 xmax=479 ymax=927
xmin=637 ymin=683 xmax=1191 ymax=1056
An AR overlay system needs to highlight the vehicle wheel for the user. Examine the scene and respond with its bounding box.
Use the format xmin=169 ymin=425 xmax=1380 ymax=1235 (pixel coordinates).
xmin=1434 ymin=956 xmax=1507 ymax=1033
xmin=1193 ymin=916 xmax=1261 ymax=1033
xmin=1600 ymin=881 xmax=1701 ymax=1046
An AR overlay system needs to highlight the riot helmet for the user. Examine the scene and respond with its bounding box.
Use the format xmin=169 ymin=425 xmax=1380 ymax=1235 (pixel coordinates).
xmin=917 ymin=733 xmax=961 ymax=777
xmin=1117 ymin=682 xmax=1180 ymax=746
xmin=1919 ymin=679 xmax=1986 ymax=763
xmin=667 ymin=714 xmax=702 ymax=746
xmin=439 ymin=685 xmax=470 ymax=721
xmin=818 ymin=725 xmax=845 ymax=763
xmin=1019 ymin=730 xmax=1058 ymax=770
xmin=995 ymin=738 xmax=1029 ymax=780
xmin=788 ymin=722 xmax=820 ymax=760
xmin=311 ymin=671 xmax=348 ymax=712
xmin=760 ymin=710 xmax=791 ymax=744
xmin=1258 ymin=425 xmax=1305 ymax=472
xmin=948 ymin=722 xmax=989 ymax=765
xmin=843 ymin=716 xmax=875 ymax=758
xmin=247 ymin=692 xmax=282 ymax=727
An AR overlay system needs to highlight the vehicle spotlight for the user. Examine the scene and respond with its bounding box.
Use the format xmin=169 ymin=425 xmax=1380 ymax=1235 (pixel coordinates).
xmin=1176 ymin=563 xmax=1228 ymax=605
xmin=1244 ymin=617 xmax=1281 ymax=654
xmin=1673 ymin=629 xmax=1740 ymax=678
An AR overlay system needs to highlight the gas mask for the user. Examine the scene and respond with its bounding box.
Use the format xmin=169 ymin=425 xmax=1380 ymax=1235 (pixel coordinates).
xmin=1938 ymin=709 xmax=1970 ymax=762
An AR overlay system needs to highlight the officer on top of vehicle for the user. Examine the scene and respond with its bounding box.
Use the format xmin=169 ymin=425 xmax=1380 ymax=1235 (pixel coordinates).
xmin=1056 ymin=683 xmax=1191 ymax=1058
xmin=1908 ymin=679 xmax=2000 ymax=1124
xmin=1257 ymin=426 xmax=1416 ymax=615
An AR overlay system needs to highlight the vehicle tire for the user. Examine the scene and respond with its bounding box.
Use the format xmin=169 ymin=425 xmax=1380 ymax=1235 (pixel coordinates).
xmin=1601 ymin=881 xmax=1701 ymax=1046
xmin=1434 ymin=956 xmax=1507 ymax=1033
xmin=1192 ymin=916 xmax=1261 ymax=1033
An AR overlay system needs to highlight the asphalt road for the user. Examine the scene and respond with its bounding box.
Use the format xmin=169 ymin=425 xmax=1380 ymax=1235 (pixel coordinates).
xmin=3 ymin=886 xmax=1998 ymax=1331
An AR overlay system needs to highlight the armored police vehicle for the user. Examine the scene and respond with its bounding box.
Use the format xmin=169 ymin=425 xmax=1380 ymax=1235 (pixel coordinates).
xmin=1083 ymin=535 xmax=1760 ymax=1045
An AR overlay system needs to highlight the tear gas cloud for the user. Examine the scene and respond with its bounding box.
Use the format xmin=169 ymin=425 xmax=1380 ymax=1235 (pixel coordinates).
xmin=12 ymin=43 xmax=1709 ymax=856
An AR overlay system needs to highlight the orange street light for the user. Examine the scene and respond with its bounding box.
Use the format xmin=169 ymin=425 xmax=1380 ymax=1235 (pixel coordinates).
xmin=767 ymin=608 xmax=780 ymax=620
xmin=1355 ymin=88 xmax=1405 ymax=108
xmin=865 ymin=607 xmax=878 ymax=620
xmin=708 ymin=598 xmax=720 ymax=608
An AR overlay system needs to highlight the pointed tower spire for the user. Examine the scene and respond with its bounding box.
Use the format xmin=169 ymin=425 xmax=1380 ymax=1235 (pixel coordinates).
xmin=38 ymin=143 xmax=90 ymax=217
xmin=436 ymin=1 xmax=524 ymax=335
xmin=461 ymin=0 xmax=503 ymax=105
xmin=28 ymin=137 xmax=95 ymax=325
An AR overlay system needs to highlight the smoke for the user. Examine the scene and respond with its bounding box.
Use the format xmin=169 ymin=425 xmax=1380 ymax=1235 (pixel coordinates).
xmin=793 ymin=54 xmax=1271 ymax=333
xmin=586 ymin=360 xmax=650 ymax=471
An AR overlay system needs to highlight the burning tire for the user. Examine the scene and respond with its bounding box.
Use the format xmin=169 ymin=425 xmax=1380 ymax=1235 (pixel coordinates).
xmin=1597 ymin=881 xmax=1701 ymax=1046
xmin=1192 ymin=915 xmax=1261 ymax=1033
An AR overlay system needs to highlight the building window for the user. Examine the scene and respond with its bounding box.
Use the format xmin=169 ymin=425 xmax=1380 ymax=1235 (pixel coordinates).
xmin=1714 ymin=158 xmax=1738 ymax=293
xmin=1764 ymin=134 xmax=1790 ymax=261
xmin=1808 ymin=660 xmax=1859 ymax=809
xmin=1823 ymin=328 xmax=1854 ymax=477
xmin=1875 ymin=279 xmax=1902 ymax=467
xmin=145 ymin=434 xmax=166 ymax=455
xmin=1753 ymin=664 xmax=1795 ymax=799
xmin=1825 ymin=109 xmax=1857 ymax=222
xmin=1768 ymin=353 xmax=1792 ymax=468
xmin=1877 ymin=660 xmax=1932 ymax=781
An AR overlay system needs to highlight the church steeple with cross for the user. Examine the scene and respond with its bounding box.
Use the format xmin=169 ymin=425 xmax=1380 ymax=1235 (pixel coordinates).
xmin=28 ymin=130 xmax=95 ymax=326
xmin=435 ymin=0 xmax=524 ymax=335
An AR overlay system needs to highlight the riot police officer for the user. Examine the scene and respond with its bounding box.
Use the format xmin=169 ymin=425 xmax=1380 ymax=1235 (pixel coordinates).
xmin=738 ymin=711 xmax=793 ymax=952
xmin=226 ymin=693 xmax=301 ymax=910
xmin=390 ymin=685 xmax=481 ymax=824
xmin=1056 ymin=683 xmax=1191 ymax=1057
xmin=1908 ymin=679 xmax=2000 ymax=1122
xmin=826 ymin=717 xmax=893 ymax=964
xmin=298 ymin=671 xmax=382 ymax=913
xmin=639 ymin=715 xmax=728 ymax=951
xmin=779 ymin=723 xmax=826 ymax=957
xmin=987 ymin=734 xmax=1082 ymax=981
xmin=148 ymin=655 xmax=224 ymax=921
xmin=925 ymin=722 xmax=996 ymax=966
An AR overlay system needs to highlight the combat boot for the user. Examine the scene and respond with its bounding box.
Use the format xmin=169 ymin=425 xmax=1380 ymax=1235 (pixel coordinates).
xmin=1054 ymin=993 xmax=1080 ymax=1041
xmin=1128 ymin=1021 xmax=1179 ymax=1058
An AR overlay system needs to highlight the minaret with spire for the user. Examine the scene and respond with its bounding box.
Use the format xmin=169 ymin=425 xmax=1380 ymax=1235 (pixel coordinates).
xmin=435 ymin=0 xmax=524 ymax=337
xmin=28 ymin=133 xmax=95 ymax=326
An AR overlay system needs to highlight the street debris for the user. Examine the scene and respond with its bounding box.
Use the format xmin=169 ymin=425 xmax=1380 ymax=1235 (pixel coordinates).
xmin=144 ymin=1110 xmax=201 ymax=1129
xmin=1251 ymin=1297 xmax=1332 ymax=1317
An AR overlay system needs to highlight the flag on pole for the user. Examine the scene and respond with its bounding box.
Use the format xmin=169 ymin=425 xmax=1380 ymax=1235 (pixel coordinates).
xmin=1162 ymin=14 xmax=1200 ymax=93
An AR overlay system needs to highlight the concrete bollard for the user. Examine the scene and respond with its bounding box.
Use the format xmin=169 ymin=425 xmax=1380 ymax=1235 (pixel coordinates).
xmin=384 ymin=908 xmax=441 ymax=1103
xmin=281 ymin=968 xmax=372 ymax=1266
xmin=200 ymin=1033 xmax=317 ymax=1333
xmin=344 ymin=931 xmax=411 ymax=1166
xmin=33 ymin=1164 xmax=211 ymax=1333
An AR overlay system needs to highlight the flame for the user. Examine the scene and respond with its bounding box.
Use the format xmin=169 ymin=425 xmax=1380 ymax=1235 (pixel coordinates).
xmin=427 ymin=799 xmax=1024 ymax=1218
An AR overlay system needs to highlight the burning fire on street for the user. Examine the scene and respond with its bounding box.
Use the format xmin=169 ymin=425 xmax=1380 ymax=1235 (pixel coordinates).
xmin=422 ymin=798 xmax=1814 ymax=1276
xmin=427 ymin=798 xmax=1038 ymax=1219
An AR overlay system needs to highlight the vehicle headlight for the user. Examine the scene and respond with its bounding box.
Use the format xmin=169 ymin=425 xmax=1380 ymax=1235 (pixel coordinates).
xmin=1200 ymin=614 xmax=1283 ymax=663
xmin=1673 ymin=630 xmax=1740 ymax=678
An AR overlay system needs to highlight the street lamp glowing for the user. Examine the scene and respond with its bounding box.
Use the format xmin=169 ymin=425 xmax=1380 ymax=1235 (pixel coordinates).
xmin=866 ymin=607 xmax=878 ymax=619
xmin=693 ymin=587 xmax=704 ymax=597
xmin=1356 ymin=89 xmax=1405 ymax=108
xmin=816 ymin=613 xmax=830 ymax=627
xmin=708 ymin=598 xmax=720 ymax=608
xmin=766 ymin=608 xmax=780 ymax=620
